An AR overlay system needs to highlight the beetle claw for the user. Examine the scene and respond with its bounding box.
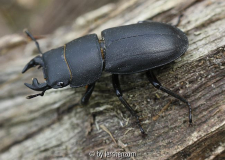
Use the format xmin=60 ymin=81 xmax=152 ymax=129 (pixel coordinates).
xmin=22 ymin=55 xmax=44 ymax=73
xmin=22 ymin=56 xmax=50 ymax=93
xmin=24 ymin=78 xmax=48 ymax=91
xmin=24 ymin=78 xmax=51 ymax=99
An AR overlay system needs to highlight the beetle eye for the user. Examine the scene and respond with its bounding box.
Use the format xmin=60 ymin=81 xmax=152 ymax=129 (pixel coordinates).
xmin=57 ymin=82 xmax=64 ymax=87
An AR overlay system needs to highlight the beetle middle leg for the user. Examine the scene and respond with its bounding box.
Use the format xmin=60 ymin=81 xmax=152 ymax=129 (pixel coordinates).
xmin=81 ymin=83 xmax=95 ymax=105
xmin=146 ymin=70 xmax=192 ymax=125
xmin=112 ymin=74 xmax=146 ymax=135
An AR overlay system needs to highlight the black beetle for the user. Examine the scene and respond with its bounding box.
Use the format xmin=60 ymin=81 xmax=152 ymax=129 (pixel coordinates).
xmin=22 ymin=21 xmax=192 ymax=134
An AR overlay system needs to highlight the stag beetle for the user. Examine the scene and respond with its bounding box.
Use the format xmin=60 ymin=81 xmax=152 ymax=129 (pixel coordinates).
xmin=22 ymin=21 xmax=192 ymax=134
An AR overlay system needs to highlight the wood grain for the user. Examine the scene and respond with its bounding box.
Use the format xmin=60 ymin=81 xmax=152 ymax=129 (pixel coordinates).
xmin=0 ymin=0 xmax=224 ymax=159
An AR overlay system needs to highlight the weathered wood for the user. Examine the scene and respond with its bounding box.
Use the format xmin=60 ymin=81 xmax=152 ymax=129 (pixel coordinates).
xmin=0 ymin=0 xmax=224 ymax=159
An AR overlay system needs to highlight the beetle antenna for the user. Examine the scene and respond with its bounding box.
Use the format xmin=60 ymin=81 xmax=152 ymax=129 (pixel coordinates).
xmin=23 ymin=29 xmax=43 ymax=54
xmin=26 ymin=90 xmax=47 ymax=99
xmin=174 ymin=14 xmax=183 ymax=27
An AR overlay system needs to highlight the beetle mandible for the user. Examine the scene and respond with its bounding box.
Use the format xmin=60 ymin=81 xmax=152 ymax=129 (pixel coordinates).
xmin=22 ymin=21 xmax=192 ymax=134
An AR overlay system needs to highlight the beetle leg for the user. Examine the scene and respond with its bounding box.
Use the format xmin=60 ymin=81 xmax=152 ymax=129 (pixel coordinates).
xmin=81 ymin=83 xmax=95 ymax=105
xmin=146 ymin=70 xmax=192 ymax=125
xmin=112 ymin=74 xmax=146 ymax=135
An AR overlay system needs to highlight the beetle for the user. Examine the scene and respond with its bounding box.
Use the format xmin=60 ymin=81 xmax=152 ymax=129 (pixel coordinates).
xmin=22 ymin=21 xmax=192 ymax=134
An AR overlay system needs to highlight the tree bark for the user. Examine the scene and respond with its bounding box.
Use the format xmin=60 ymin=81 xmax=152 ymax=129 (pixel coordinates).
xmin=0 ymin=0 xmax=225 ymax=160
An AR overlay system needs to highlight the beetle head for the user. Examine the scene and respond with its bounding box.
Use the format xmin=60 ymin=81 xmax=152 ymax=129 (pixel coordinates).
xmin=22 ymin=30 xmax=70 ymax=99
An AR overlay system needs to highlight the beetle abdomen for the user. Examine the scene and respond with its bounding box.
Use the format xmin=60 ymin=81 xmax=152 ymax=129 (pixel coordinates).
xmin=102 ymin=22 xmax=188 ymax=74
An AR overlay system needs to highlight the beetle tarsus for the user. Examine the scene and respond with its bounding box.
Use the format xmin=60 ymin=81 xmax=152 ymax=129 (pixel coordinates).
xmin=188 ymin=102 xmax=192 ymax=125
xmin=81 ymin=83 xmax=95 ymax=105
xmin=146 ymin=70 xmax=192 ymax=124
xmin=112 ymin=74 xmax=146 ymax=135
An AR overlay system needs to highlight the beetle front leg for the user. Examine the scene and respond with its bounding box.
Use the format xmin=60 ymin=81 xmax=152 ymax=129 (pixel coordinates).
xmin=81 ymin=83 xmax=95 ymax=105
xmin=146 ymin=70 xmax=192 ymax=125
xmin=112 ymin=74 xmax=146 ymax=135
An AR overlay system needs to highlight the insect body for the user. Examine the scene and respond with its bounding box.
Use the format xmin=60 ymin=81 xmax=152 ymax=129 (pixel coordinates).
xmin=22 ymin=22 xmax=191 ymax=134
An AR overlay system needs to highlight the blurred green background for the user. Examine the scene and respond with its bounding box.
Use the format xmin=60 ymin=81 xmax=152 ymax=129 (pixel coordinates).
xmin=0 ymin=0 xmax=118 ymax=36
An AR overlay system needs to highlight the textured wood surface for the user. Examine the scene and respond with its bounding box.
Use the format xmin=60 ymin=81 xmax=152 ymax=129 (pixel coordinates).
xmin=0 ymin=0 xmax=225 ymax=160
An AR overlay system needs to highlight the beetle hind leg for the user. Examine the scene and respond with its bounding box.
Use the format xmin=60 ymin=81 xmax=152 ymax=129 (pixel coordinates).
xmin=112 ymin=74 xmax=146 ymax=135
xmin=81 ymin=83 xmax=95 ymax=105
xmin=146 ymin=70 xmax=192 ymax=124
